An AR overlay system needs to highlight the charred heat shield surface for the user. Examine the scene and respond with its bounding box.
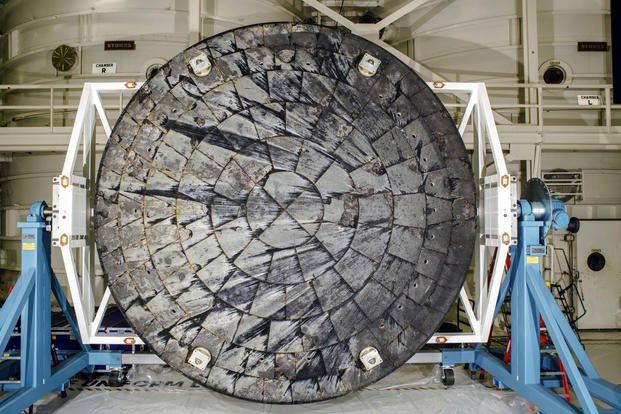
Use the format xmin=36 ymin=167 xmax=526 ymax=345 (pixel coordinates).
xmin=94 ymin=23 xmax=476 ymax=403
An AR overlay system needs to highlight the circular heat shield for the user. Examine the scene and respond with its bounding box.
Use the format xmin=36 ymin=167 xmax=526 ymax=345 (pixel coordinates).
xmin=95 ymin=23 xmax=476 ymax=403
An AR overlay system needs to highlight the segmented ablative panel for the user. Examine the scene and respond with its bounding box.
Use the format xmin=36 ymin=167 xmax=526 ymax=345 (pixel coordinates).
xmin=94 ymin=23 xmax=476 ymax=403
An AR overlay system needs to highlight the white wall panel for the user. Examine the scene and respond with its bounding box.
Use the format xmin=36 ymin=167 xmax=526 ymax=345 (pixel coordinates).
xmin=0 ymin=0 xmax=293 ymax=83
xmin=405 ymin=0 xmax=609 ymax=86
xmin=576 ymin=220 xmax=621 ymax=329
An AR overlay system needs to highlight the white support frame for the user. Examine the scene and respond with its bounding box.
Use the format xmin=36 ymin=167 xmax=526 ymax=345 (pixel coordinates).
xmin=53 ymin=81 xmax=513 ymax=348
xmin=425 ymin=82 xmax=515 ymax=345
xmin=52 ymin=82 xmax=145 ymax=346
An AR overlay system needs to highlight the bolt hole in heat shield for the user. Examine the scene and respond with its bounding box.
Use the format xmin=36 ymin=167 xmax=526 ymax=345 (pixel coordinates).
xmin=94 ymin=23 xmax=476 ymax=403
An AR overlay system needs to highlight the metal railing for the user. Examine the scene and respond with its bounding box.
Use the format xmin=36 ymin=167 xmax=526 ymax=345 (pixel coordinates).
xmin=1 ymin=82 xmax=620 ymax=130
xmin=441 ymin=83 xmax=621 ymax=130
xmin=0 ymin=84 xmax=136 ymax=129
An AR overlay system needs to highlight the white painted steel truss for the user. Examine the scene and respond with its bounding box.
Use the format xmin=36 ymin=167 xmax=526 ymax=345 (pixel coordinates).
xmin=53 ymin=81 xmax=514 ymax=348
xmin=52 ymin=82 xmax=146 ymax=346
xmin=426 ymin=81 xmax=516 ymax=346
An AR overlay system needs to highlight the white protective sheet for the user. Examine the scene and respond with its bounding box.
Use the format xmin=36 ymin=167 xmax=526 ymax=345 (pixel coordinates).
xmin=35 ymin=364 xmax=534 ymax=414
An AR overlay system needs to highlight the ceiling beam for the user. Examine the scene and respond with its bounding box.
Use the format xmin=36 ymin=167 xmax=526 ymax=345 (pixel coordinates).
xmin=302 ymin=0 xmax=360 ymax=31
xmin=263 ymin=0 xmax=307 ymax=20
xmin=376 ymin=0 xmax=433 ymax=30
xmin=301 ymin=0 xmax=513 ymax=124
xmin=302 ymin=0 xmax=433 ymax=33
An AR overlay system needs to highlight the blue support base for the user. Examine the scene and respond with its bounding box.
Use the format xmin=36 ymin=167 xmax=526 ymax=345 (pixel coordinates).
xmin=443 ymin=198 xmax=621 ymax=414
xmin=0 ymin=201 xmax=121 ymax=414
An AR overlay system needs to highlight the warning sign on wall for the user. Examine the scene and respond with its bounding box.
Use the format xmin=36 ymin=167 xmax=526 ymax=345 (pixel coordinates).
xmin=92 ymin=62 xmax=117 ymax=74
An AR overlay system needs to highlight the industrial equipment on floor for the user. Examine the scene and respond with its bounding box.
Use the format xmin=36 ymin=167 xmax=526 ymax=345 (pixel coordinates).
xmin=0 ymin=202 xmax=122 ymax=413
xmin=443 ymin=179 xmax=621 ymax=414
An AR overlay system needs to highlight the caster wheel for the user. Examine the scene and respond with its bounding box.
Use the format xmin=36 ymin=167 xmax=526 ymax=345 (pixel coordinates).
xmin=108 ymin=371 xmax=128 ymax=387
xmin=442 ymin=368 xmax=455 ymax=386
xmin=60 ymin=390 xmax=68 ymax=398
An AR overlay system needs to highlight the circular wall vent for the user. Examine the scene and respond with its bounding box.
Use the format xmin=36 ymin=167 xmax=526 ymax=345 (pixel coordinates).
xmin=543 ymin=66 xmax=566 ymax=84
xmin=539 ymin=59 xmax=573 ymax=85
xmin=51 ymin=44 xmax=77 ymax=72
xmin=142 ymin=58 xmax=167 ymax=81
xmin=587 ymin=252 xmax=606 ymax=272
xmin=145 ymin=63 xmax=161 ymax=80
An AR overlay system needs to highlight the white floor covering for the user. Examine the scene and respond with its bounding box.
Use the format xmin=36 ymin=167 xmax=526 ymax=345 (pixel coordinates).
xmin=30 ymin=332 xmax=621 ymax=413
xmin=34 ymin=363 xmax=534 ymax=414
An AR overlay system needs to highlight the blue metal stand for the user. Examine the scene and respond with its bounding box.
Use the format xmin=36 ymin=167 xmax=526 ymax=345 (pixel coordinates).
xmin=0 ymin=201 xmax=121 ymax=414
xmin=443 ymin=197 xmax=621 ymax=414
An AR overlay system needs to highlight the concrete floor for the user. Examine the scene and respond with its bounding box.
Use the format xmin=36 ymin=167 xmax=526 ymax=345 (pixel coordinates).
xmin=581 ymin=332 xmax=621 ymax=385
